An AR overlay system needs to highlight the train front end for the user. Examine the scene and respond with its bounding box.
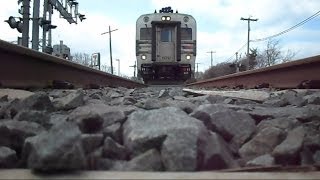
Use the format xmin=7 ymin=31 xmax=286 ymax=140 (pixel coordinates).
xmin=136 ymin=7 xmax=196 ymax=83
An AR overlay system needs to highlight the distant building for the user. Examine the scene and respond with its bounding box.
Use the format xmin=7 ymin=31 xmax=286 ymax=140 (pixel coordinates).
xmin=52 ymin=40 xmax=72 ymax=60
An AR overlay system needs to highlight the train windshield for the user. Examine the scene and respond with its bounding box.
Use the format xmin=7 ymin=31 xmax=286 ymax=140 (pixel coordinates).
xmin=140 ymin=28 xmax=152 ymax=40
xmin=181 ymin=28 xmax=192 ymax=40
xmin=161 ymin=28 xmax=173 ymax=42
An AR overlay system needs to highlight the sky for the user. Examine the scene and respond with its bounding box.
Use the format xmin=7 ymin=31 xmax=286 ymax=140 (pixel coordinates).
xmin=0 ymin=0 xmax=319 ymax=77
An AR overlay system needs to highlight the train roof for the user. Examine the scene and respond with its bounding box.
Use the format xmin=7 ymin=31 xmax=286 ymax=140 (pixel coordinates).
xmin=136 ymin=12 xmax=196 ymax=24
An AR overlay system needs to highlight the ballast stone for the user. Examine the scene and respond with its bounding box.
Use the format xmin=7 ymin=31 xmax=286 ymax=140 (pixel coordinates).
xmin=24 ymin=121 xmax=86 ymax=171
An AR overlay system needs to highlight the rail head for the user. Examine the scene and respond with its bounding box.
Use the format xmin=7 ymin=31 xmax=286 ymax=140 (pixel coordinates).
xmin=0 ymin=39 xmax=146 ymax=89
xmin=187 ymin=55 xmax=320 ymax=89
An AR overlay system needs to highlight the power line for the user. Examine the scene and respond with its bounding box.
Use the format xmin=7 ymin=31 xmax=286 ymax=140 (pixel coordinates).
xmin=226 ymin=42 xmax=247 ymax=62
xmin=251 ymin=10 xmax=320 ymax=42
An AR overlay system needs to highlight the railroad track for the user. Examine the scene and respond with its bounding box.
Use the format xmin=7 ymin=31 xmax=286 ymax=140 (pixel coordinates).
xmin=187 ymin=55 xmax=320 ymax=89
xmin=1 ymin=39 xmax=320 ymax=179
xmin=0 ymin=39 xmax=146 ymax=89
xmin=1 ymin=38 xmax=319 ymax=90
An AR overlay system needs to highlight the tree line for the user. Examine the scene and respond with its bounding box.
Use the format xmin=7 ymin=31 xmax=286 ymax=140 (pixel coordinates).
xmin=199 ymin=39 xmax=297 ymax=80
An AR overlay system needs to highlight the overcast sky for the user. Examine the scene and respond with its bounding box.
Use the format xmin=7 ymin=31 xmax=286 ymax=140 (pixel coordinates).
xmin=0 ymin=0 xmax=319 ymax=77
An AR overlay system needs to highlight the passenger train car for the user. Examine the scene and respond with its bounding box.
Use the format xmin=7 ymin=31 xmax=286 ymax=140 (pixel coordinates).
xmin=136 ymin=7 xmax=196 ymax=83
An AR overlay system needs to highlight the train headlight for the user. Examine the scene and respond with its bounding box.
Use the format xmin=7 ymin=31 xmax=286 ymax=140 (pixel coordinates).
xmin=141 ymin=55 xmax=147 ymax=60
xmin=183 ymin=16 xmax=189 ymax=23
xmin=161 ymin=16 xmax=166 ymax=21
xmin=186 ymin=55 xmax=191 ymax=60
xmin=143 ymin=16 xmax=149 ymax=23
xmin=166 ymin=16 xmax=171 ymax=21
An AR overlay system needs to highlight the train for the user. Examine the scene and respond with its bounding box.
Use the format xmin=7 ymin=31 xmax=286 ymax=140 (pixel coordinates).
xmin=136 ymin=7 xmax=197 ymax=83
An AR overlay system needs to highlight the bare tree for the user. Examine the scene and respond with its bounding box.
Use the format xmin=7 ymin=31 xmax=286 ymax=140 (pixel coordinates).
xmin=72 ymin=52 xmax=91 ymax=66
xmin=254 ymin=39 xmax=296 ymax=68
xmin=264 ymin=39 xmax=282 ymax=66
xmin=100 ymin=65 xmax=112 ymax=73
xmin=282 ymin=49 xmax=297 ymax=63
xmin=203 ymin=62 xmax=236 ymax=79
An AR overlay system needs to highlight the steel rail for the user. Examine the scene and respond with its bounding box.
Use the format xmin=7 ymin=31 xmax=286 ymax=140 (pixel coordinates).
xmin=0 ymin=39 xmax=146 ymax=89
xmin=187 ymin=55 xmax=320 ymax=89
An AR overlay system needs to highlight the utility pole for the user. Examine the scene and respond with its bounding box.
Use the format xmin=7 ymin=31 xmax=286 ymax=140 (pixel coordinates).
xmin=195 ymin=62 xmax=201 ymax=79
xmin=32 ymin=0 xmax=40 ymax=50
xmin=21 ymin=0 xmax=30 ymax=47
xmin=235 ymin=52 xmax=239 ymax=73
xmin=195 ymin=63 xmax=201 ymax=74
xmin=240 ymin=16 xmax=258 ymax=70
xmin=116 ymin=59 xmax=120 ymax=76
xmin=101 ymin=26 xmax=118 ymax=75
xmin=130 ymin=61 xmax=137 ymax=77
xmin=207 ymin=51 xmax=216 ymax=67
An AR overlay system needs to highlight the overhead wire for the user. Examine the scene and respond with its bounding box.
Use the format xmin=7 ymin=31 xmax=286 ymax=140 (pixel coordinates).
xmin=251 ymin=10 xmax=320 ymax=42
xmin=224 ymin=10 xmax=320 ymax=63
xmin=225 ymin=42 xmax=247 ymax=62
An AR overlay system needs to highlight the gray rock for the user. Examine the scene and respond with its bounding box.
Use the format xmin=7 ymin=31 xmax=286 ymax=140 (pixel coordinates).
xmin=223 ymin=98 xmax=236 ymax=105
xmin=304 ymin=133 xmax=320 ymax=152
xmin=88 ymin=91 xmax=104 ymax=100
xmin=300 ymin=147 xmax=315 ymax=165
xmin=14 ymin=110 xmax=51 ymax=129
xmin=95 ymin=158 xmax=124 ymax=170
xmin=52 ymin=90 xmax=84 ymax=110
xmin=166 ymin=100 xmax=196 ymax=114
xmin=168 ymin=88 xmax=185 ymax=97
xmin=0 ymin=95 xmax=8 ymax=103
xmin=0 ymin=146 xmax=18 ymax=168
xmin=0 ymin=120 xmax=44 ymax=152
xmin=281 ymin=90 xmax=307 ymax=107
xmin=191 ymin=105 xmax=256 ymax=146
xmin=305 ymin=93 xmax=320 ymax=105
xmin=246 ymin=154 xmax=275 ymax=167
xmin=85 ymin=99 xmax=105 ymax=105
xmin=102 ymin=123 xmax=122 ymax=143
xmin=49 ymin=112 xmax=68 ymax=126
xmin=263 ymin=98 xmax=289 ymax=107
xmin=81 ymin=134 xmax=104 ymax=154
xmin=264 ymin=90 xmax=308 ymax=107
xmin=187 ymin=95 xmax=211 ymax=106
xmin=199 ymin=132 xmax=239 ymax=170
xmin=121 ymin=105 xmax=138 ymax=116
xmin=140 ymin=98 xmax=170 ymax=110
xmin=112 ymin=149 xmax=163 ymax=171
xmin=158 ymin=89 xmax=171 ymax=99
xmin=248 ymin=106 xmax=320 ymax=123
xmin=208 ymin=110 xmax=256 ymax=146
xmin=86 ymin=147 xmax=103 ymax=170
xmin=107 ymin=90 xmax=123 ymax=99
xmin=313 ymin=150 xmax=320 ymax=165
xmin=102 ymin=137 xmax=128 ymax=160
xmin=239 ymin=127 xmax=285 ymax=160
xmin=110 ymin=96 xmax=138 ymax=106
xmin=122 ymin=96 xmax=138 ymax=105
xmin=190 ymin=104 xmax=228 ymax=126
xmin=272 ymin=126 xmax=305 ymax=165
xmin=24 ymin=121 xmax=86 ymax=171
xmin=257 ymin=117 xmax=301 ymax=132
xmin=20 ymin=92 xmax=54 ymax=112
xmin=68 ymin=103 xmax=126 ymax=133
xmin=0 ymin=99 xmax=21 ymax=119
xmin=123 ymin=107 xmax=208 ymax=171
xmin=205 ymin=95 xmax=227 ymax=104
xmin=48 ymin=89 xmax=73 ymax=98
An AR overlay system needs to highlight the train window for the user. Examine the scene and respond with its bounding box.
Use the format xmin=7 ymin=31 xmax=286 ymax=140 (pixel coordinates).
xmin=181 ymin=28 xmax=192 ymax=40
xmin=161 ymin=28 xmax=172 ymax=42
xmin=140 ymin=28 xmax=152 ymax=40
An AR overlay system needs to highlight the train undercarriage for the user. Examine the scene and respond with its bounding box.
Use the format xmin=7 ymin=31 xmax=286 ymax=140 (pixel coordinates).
xmin=139 ymin=63 xmax=193 ymax=84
